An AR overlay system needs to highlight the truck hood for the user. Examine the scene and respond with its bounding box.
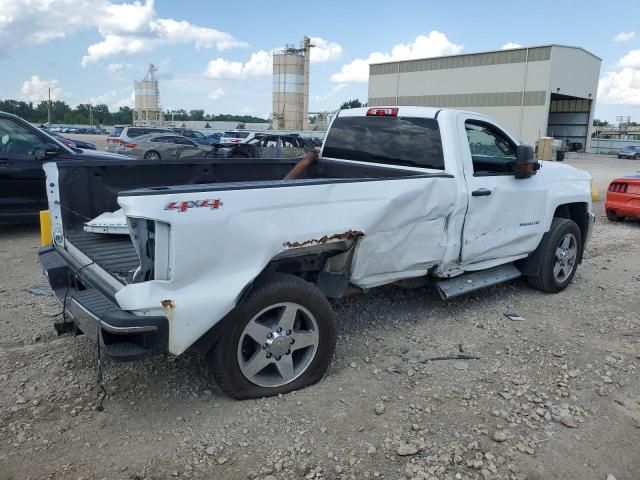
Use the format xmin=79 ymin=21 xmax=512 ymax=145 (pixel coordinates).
xmin=539 ymin=160 xmax=592 ymax=182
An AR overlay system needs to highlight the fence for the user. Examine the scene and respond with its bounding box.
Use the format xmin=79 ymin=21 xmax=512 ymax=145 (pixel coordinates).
xmin=589 ymin=138 xmax=640 ymax=155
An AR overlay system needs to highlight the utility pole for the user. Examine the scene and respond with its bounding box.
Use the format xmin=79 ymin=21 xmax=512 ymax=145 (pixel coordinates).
xmin=89 ymin=103 xmax=93 ymax=128
xmin=47 ymin=87 xmax=52 ymax=125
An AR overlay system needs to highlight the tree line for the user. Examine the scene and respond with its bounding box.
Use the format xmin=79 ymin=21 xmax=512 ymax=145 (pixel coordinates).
xmin=0 ymin=99 xmax=268 ymax=125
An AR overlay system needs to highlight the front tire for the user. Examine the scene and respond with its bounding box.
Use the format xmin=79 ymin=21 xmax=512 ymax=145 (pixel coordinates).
xmin=526 ymin=218 xmax=582 ymax=293
xmin=209 ymin=273 xmax=336 ymax=399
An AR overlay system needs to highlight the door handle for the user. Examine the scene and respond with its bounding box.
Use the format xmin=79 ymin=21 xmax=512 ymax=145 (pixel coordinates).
xmin=472 ymin=188 xmax=492 ymax=197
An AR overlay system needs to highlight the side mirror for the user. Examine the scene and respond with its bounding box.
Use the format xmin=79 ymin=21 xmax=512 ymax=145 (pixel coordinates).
xmin=34 ymin=142 xmax=61 ymax=160
xmin=514 ymin=144 xmax=539 ymax=179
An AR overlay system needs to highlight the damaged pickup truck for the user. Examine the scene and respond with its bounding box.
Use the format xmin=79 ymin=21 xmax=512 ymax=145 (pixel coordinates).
xmin=39 ymin=106 xmax=595 ymax=399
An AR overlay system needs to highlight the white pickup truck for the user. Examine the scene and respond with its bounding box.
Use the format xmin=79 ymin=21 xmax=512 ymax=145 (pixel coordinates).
xmin=39 ymin=106 xmax=594 ymax=399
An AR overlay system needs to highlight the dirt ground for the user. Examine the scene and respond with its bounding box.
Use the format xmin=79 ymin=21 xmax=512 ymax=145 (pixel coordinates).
xmin=1 ymin=155 xmax=639 ymax=480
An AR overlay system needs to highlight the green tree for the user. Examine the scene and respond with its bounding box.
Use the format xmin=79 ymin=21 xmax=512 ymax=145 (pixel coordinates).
xmin=593 ymin=119 xmax=609 ymax=127
xmin=189 ymin=109 xmax=205 ymax=121
xmin=340 ymin=99 xmax=364 ymax=110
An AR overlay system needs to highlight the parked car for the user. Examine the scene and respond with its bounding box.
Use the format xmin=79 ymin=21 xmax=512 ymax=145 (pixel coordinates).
xmin=617 ymin=145 xmax=640 ymax=159
xmin=170 ymin=128 xmax=219 ymax=146
xmin=225 ymin=133 xmax=313 ymax=158
xmin=206 ymin=132 xmax=223 ymax=144
xmin=38 ymin=106 xmax=594 ymax=399
xmin=116 ymin=133 xmax=215 ymax=159
xmin=43 ymin=130 xmax=96 ymax=150
xmin=106 ymin=125 xmax=175 ymax=153
xmin=219 ymin=130 xmax=258 ymax=145
xmin=0 ymin=112 xmax=131 ymax=224
xmin=605 ymin=173 xmax=640 ymax=221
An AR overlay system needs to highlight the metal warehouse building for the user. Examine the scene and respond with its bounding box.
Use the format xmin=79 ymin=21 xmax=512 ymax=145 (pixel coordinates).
xmin=368 ymin=45 xmax=601 ymax=151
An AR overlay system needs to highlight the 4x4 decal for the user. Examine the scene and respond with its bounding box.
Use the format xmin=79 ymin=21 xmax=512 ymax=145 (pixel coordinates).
xmin=165 ymin=199 xmax=223 ymax=212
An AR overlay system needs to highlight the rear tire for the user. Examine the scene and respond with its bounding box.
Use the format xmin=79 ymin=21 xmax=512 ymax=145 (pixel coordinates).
xmin=526 ymin=218 xmax=582 ymax=293
xmin=143 ymin=150 xmax=161 ymax=160
xmin=606 ymin=210 xmax=624 ymax=222
xmin=208 ymin=272 xmax=336 ymax=399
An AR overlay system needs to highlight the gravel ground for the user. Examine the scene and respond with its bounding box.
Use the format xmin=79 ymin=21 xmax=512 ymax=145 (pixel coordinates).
xmin=1 ymin=155 xmax=639 ymax=480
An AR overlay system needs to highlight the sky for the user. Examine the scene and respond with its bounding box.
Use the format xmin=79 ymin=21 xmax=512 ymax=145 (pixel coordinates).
xmin=1 ymin=0 xmax=639 ymax=122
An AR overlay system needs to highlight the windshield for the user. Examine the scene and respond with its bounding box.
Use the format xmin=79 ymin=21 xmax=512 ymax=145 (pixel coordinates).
xmin=192 ymin=131 xmax=206 ymax=139
xmin=323 ymin=116 xmax=445 ymax=170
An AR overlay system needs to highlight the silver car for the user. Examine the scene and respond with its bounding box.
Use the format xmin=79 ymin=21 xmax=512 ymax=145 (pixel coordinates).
xmin=116 ymin=133 xmax=214 ymax=160
xmin=106 ymin=125 xmax=175 ymax=153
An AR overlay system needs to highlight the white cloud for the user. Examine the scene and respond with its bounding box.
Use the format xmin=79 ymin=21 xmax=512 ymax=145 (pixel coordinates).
xmin=107 ymin=62 xmax=133 ymax=75
xmin=613 ymin=31 xmax=636 ymax=42
xmin=207 ymin=88 xmax=225 ymax=100
xmin=501 ymin=42 xmax=523 ymax=50
xmin=598 ymin=48 xmax=640 ymax=106
xmin=312 ymin=83 xmax=348 ymax=103
xmin=330 ymin=31 xmax=463 ymax=83
xmin=598 ymin=68 xmax=640 ymax=105
xmin=19 ymin=76 xmax=62 ymax=102
xmin=0 ymin=0 xmax=246 ymax=65
xmin=310 ymin=37 xmax=342 ymax=63
xmin=110 ymin=92 xmax=135 ymax=111
xmin=205 ymin=50 xmax=272 ymax=79
xmin=618 ymin=49 xmax=640 ymax=69
xmin=81 ymin=1 xmax=247 ymax=66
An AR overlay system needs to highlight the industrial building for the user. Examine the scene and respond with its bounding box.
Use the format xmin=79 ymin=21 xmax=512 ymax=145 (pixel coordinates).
xmin=133 ymin=64 xmax=162 ymax=126
xmin=368 ymin=45 xmax=601 ymax=151
xmin=272 ymin=37 xmax=312 ymax=131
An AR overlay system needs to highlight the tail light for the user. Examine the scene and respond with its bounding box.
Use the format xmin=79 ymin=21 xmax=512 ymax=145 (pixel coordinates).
xmin=366 ymin=107 xmax=398 ymax=116
xmin=608 ymin=182 xmax=628 ymax=193
xmin=107 ymin=138 xmax=121 ymax=144
xmin=121 ymin=143 xmax=137 ymax=150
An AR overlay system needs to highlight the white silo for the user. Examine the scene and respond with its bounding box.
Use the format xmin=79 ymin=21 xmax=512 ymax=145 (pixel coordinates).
xmin=133 ymin=64 xmax=163 ymax=126
xmin=272 ymin=37 xmax=313 ymax=130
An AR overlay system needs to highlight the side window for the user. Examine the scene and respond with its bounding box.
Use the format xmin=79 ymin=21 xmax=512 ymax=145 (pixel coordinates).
xmin=0 ymin=118 xmax=48 ymax=159
xmin=465 ymin=121 xmax=516 ymax=175
xmin=127 ymin=128 xmax=143 ymax=138
xmin=174 ymin=137 xmax=195 ymax=146
xmin=151 ymin=136 xmax=174 ymax=143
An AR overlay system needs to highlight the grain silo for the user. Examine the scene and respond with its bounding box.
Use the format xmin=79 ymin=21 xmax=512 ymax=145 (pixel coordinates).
xmin=133 ymin=64 xmax=163 ymax=126
xmin=272 ymin=37 xmax=313 ymax=130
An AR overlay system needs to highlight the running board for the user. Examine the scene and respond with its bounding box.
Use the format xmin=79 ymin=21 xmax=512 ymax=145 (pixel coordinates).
xmin=436 ymin=263 xmax=522 ymax=299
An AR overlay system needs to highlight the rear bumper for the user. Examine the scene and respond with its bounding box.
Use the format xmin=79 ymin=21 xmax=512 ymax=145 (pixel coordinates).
xmin=38 ymin=245 xmax=168 ymax=361
xmin=605 ymin=194 xmax=640 ymax=218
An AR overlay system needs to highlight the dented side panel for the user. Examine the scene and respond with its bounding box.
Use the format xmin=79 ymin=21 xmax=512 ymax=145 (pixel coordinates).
xmin=114 ymin=176 xmax=457 ymax=355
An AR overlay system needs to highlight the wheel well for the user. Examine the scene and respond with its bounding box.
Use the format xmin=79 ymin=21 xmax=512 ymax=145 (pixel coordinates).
xmin=518 ymin=202 xmax=590 ymax=277
xmin=553 ymin=203 xmax=588 ymax=248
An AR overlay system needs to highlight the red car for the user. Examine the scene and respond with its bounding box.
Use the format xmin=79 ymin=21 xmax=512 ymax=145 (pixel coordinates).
xmin=605 ymin=174 xmax=640 ymax=221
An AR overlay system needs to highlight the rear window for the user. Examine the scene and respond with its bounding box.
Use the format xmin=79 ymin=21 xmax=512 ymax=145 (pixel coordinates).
xmin=109 ymin=126 xmax=124 ymax=137
xmin=323 ymin=116 xmax=445 ymax=170
xmin=223 ymin=131 xmax=250 ymax=139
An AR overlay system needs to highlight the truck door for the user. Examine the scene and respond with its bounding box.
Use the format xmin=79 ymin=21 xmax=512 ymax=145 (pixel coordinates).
xmin=0 ymin=117 xmax=50 ymax=222
xmin=458 ymin=114 xmax=547 ymax=265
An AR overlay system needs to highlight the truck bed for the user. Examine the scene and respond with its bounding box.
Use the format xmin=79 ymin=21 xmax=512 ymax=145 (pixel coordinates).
xmin=50 ymin=156 xmax=446 ymax=286
xmin=66 ymin=231 xmax=139 ymax=283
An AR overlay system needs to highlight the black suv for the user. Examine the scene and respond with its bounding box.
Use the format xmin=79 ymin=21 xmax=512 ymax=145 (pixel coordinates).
xmin=0 ymin=112 xmax=130 ymax=224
